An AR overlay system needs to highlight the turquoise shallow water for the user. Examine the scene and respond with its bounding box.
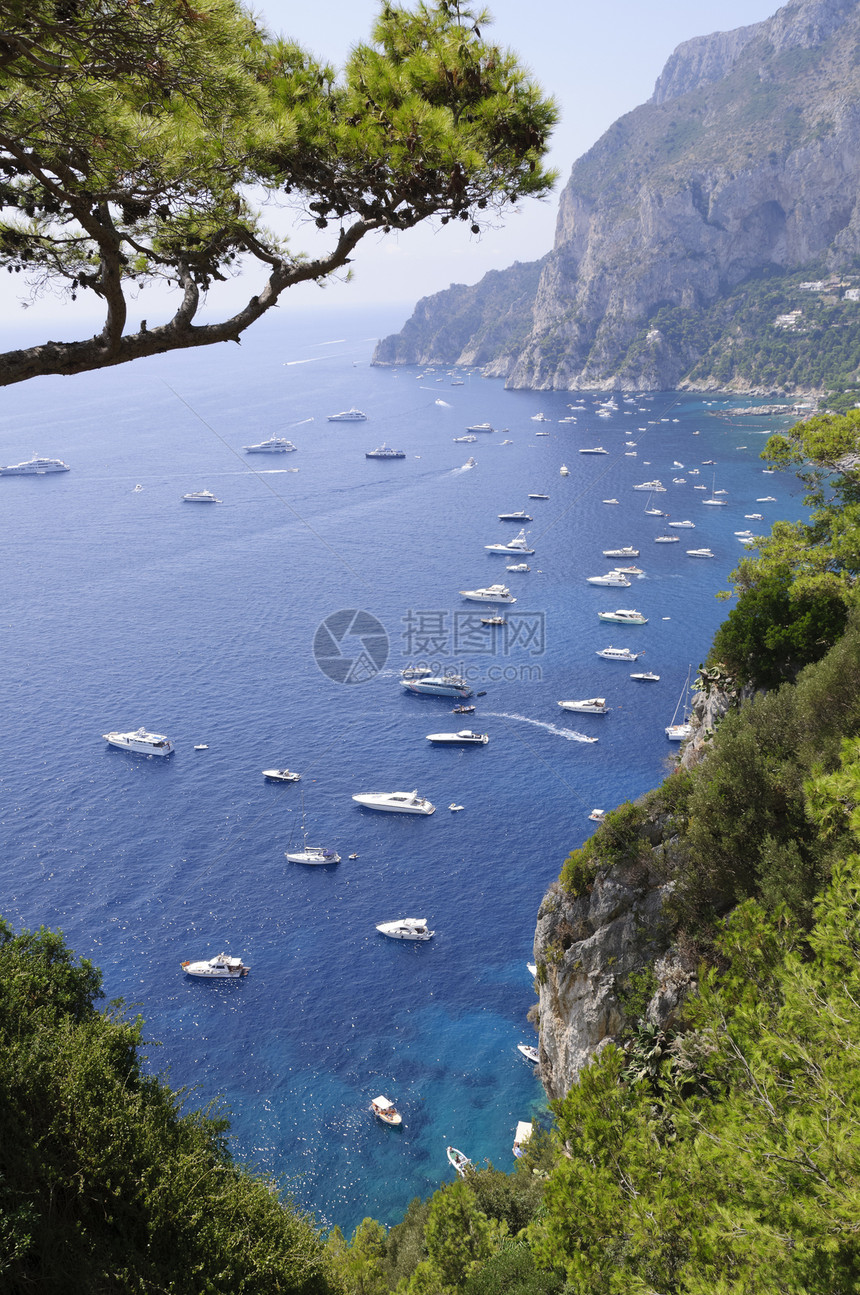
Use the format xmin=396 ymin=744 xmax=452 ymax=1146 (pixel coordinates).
xmin=0 ymin=305 xmax=803 ymax=1230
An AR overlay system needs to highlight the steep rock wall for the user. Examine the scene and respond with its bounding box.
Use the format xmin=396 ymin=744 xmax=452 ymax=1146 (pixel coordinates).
xmin=374 ymin=0 xmax=860 ymax=391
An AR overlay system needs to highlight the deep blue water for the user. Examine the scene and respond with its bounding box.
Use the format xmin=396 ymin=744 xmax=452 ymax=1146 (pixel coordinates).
xmin=0 ymin=304 xmax=803 ymax=1231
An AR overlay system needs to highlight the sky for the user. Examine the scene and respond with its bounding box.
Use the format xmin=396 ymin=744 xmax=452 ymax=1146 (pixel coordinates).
xmin=2 ymin=0 xmax=781 ymax=329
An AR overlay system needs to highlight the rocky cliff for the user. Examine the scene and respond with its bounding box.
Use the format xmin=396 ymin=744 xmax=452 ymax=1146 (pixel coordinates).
xmin=374 ymin=0 xmax=860 ymax=392
xmin=531 ymin=675 xmax=740 ymax=1102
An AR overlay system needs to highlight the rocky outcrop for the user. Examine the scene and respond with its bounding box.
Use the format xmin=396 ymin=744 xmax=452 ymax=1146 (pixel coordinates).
xmin=374 ymin=0 xmax=860 ymax=391
xmin=532 ymin=670 xmax=744 ymax=1101
xmin=533 ymin=861 xmax=678 ymax=1101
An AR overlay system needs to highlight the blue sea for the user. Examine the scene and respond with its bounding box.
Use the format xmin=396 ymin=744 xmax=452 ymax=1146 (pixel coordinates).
xmin=0 ymin=303 xmax=804 ymax=1232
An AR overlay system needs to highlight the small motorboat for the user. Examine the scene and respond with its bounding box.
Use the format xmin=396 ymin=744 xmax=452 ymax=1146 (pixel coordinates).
xmin=447 ymin=1146 xmax=472 ymax=1177
xmin=603 ymin=546 xmax=640 ymax=558
xmin=376 ymin=918 xmax=434 ymax=941
xmin=526 ymin=962 xmax=537 ymax=976
xmin=449 ymin=803 xmax=465 ymax=811
xmin=686 ymin=548 xmax=715 ymax=558
xmin=426 ymin=730 xmax=488 ymax=745
xmin=371 ymin=1096 xmax=402 ymax=1126
xmin=263 ymin=768 xmax=301 ymax=782
xmin=182 ymin=952 xmax=249 ymax=978
xmin=528 ymin=493 xmax=549 ymax=499
xmin=481 ymin=616 xmax=507 ymax=626
xmin=506 ymin=562 xmax=530 ymax=572
xmin=588 ymin=809 xmax=606 ymax=822
xmin=630 ymin=671 xmax=660 ymax=682
xmin=517 ymin=1043 xmax=539 ymax=1064
xmin=559 ymin=464 xmax=570 ymax=476
xmin=602 ymin=498 xmax=619 ymax=504
xmin=452 ymin=704 xmax=475 ymax=714
xmin=194 ymin=744 xmax=209 ymax=750
xmin=513 ymin=1121 xmax=533 ymax=1159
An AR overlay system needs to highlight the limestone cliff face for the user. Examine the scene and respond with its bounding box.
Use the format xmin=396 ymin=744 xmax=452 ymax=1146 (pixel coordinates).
xmin=374 ymin=0 xmax=860 ymax=390
xmin=532 ymin=674 xmax=743 ymax=1102
xmin=533 ymin=864 xmax=682 ymax=1102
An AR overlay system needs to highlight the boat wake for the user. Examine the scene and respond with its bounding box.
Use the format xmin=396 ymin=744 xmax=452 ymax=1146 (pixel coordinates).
xmin=451 ymin=461 xmax=476 ymax=473
xmin=435 ymin=399 xmax=452 ymax=408
xmin=483 ymin=712 xmax=598 ymax=743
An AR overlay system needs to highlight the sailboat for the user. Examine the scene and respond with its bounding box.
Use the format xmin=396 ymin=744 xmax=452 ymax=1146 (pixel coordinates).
xmin=702 ymin=473 xmax=727 ymax=506
xmin=285 ymin=794 xmax=341 ymax=864
xmin=666 ymin=666 xmax=693 ymax=741
xmin=644 ymin=493 xmax=665 ymax=517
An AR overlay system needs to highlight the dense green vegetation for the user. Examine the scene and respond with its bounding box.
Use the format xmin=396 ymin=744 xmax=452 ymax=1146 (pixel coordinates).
xmin=619 ymin=263 xmax=860 ymax=394
xmin=0 ymin=922 xmax=335 ymax=1293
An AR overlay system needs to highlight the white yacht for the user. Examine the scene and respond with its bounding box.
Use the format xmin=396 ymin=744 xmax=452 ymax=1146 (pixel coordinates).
xmin=243 ymin=437 xmax=296 ymax=452
xmin=633 ymin=480 xmax=666 ymax=491
xmin=352 ymin=790 xmax=436 ymax=815
xmin=702 ymin=497 xmax=727 ymax=506
xmin=453 ymin=434 xmax=477 ymax=442
xmin=103 ymin=727 xmax=174 ymax=756
xmin=376 ymin=918 xmax=434 ymax=941
xmin=631 ymin=670 xmax=660 ymax=681
xmin=531 ymin=412 xmax=551 ymax=422
xmin=498 ymin=510 xmax=532 ymax=521
xmin=426 ymin=730 xmax=488 ymax=744
xmin=402 ymin=676 xmax=472 ymax=698
xmin=517 ymin=1044 xmax=540 ymax=1064
xmin=579 ymin=446 xmax=608 ymax=454
xmin=687 ymin=548 xmax=715 ymax=558
xmin=758 ymin=496 xmax=777 ymax=502
xmin=327 ymin=408 xmax=367 ymax=421
xmin=466 ymin=422 xmax=494 ymax=432
xmin=603 ymin=498 xmax=620 ymax=505
xmin=182 ymin=489 xmax=221 ymax=503
xmin=506 ymin=562 xmax=530 ymax=572
xmin=603 ymin=546 xmax=639 ymax=558
xmin=596 ymin=646 xmax=640 ymax=661
xmin=558 ymin=698 xmax=608 ymax=713
xmin=667 ymin=520 xmax=695 ymax=528
xmin=263 ymin=768 xmax=301 ymax=782
xmin=485 ymin=528 xmax=535 ymax=555
xmin=559 ymin=464 xmax=570 ymax=476
xmin=0 ymin=455 xmax=70 ymax=475
xmin=655 ymin=534 xmax=679 ymax=543
xmin=286 ymin=844 xmax=341 ymax=865
xmin=598 ymin=609 xmax=648 ymax=625
xmin=181 ymin=952 xmax=249 ymax=978
xmin=459 ymin=584 xmax=516 ymax=604
xmin=528 ymin=492 xmax=549 ymax=499
xmin=586 ymin=572 xmax=631 ymax=587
